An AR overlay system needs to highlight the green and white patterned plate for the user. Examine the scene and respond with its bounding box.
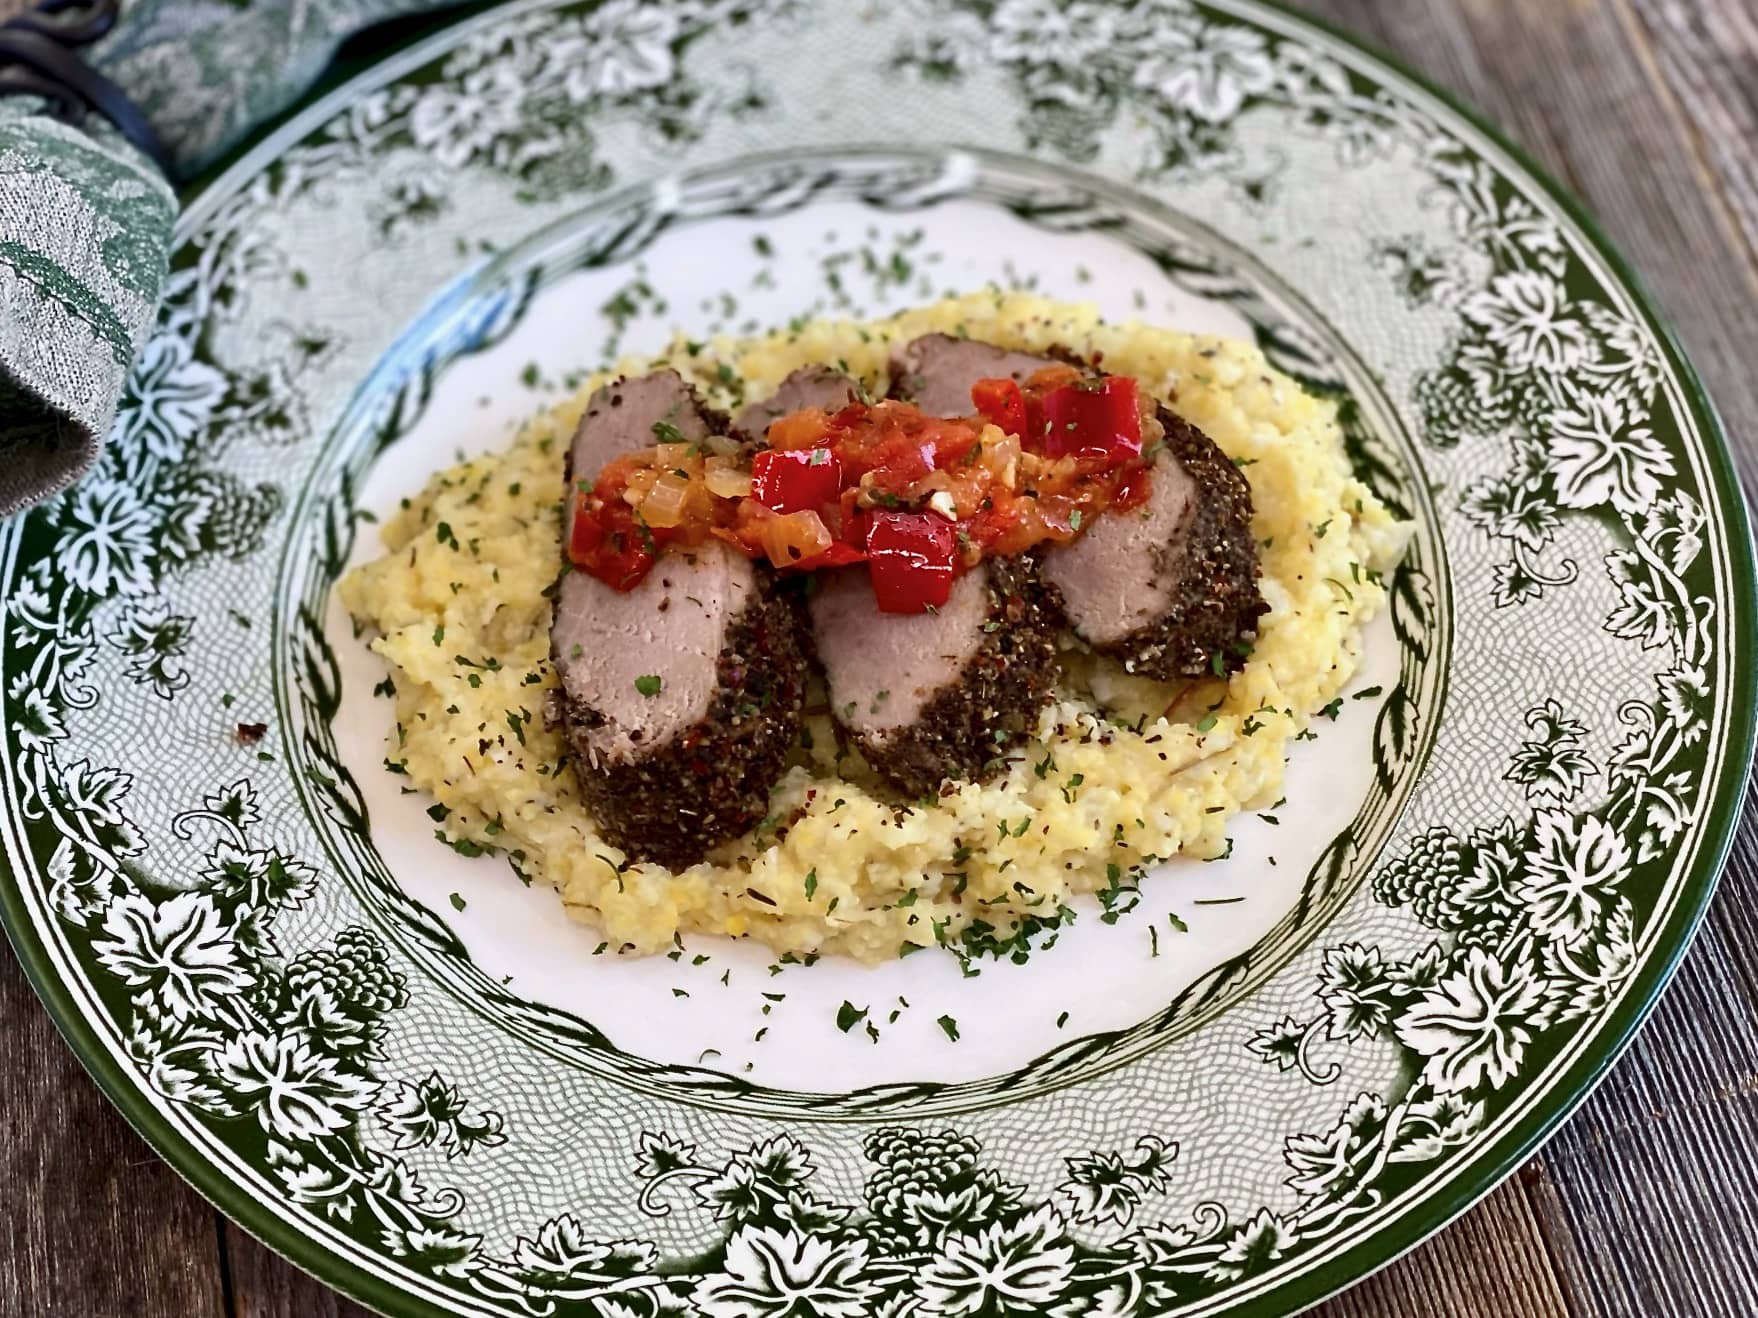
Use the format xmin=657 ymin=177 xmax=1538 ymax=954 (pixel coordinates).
xmin=2 ymin=2 xmax=1752 ymax=1314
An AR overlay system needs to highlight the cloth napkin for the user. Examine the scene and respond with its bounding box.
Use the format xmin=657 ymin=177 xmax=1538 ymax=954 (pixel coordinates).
xmin=0 ymin=0 xmax=454 ymax=516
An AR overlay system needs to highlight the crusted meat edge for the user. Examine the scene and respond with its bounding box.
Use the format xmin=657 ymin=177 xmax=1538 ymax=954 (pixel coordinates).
xmin=553 ymin=370 xmax=800 ymax=869
xmin=852 ymin=555 xmax=1060 ymax=798
xmin=551 ymin=565 xmax=810 ymax=869
xmin=1047 ymin=404 xmax=1266 ymax=680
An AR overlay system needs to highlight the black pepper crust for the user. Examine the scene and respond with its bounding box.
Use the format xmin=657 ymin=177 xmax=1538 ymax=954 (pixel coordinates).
xmin=1050 ymin=404 xmax=1266 ymax=680
xmin=856 ymin=555 xmax=1060 ymax=798
xmin=556 ymin=368 xmax=797 ymax=869
xmin=555 ymin=567 xmax=810 ymax=869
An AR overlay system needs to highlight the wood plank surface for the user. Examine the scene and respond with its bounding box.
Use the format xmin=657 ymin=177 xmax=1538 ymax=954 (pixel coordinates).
xmin=0 ymin=939 xmax=226 ymax=1318
xmin=1 ymin=1 xmax=1755 ymax=1316
xmin=223 ymin=1223 xmax=376 ymax=1318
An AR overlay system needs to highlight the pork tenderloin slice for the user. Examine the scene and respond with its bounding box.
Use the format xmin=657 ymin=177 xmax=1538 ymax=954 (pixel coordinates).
xmin=568 ymin=369 xmax=710 ymax=488
xmin=1042 ymin=407 xmax=1264 ymax=678
xmin=564 ymin=368 xmax=715 ymax=547
xmin=809 ymin=556 xmax=1057 ymax=797
xmin=553 ymin=544 xmax=753 ymax=761
xmin=890 ymin=333 xmax=1068 ymax=416
xmin=733 ymin=365 xmax=858 ymax=441
xmin=552 ymin=370 xmax=807 ymax=867
xmin=894 ymin=334 xmax=1264 ymax=680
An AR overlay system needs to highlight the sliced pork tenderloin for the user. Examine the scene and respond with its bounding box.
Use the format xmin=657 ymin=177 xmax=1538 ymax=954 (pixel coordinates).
xmin=895 ymin=333 xmax=1265 ymax=679
xmin=733 ymin=363 xmax=1061 ymax=794
xmin=733 ymin=365 xmax=860 ymax=441
xmin=890 ymin=333 xmax=1069 ymax=416
xmin=808 ymin=556 xmax=1057 ymax=797
xmin=551 ymin=369 xmax=808 ymax=867
xmin=1042 ymin=406 xmax=1265 ymax=677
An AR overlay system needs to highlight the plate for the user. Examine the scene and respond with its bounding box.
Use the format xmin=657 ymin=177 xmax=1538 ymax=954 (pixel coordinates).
xmin=2 ymin=2 xmax=1751 ymax=1314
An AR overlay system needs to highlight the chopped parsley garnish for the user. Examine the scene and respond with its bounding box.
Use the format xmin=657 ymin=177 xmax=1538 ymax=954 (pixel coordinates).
xmin=435 ymin=831 xmax=490 ymax=858
xmin=936 ymin=1014 xmax=960 ymax=1042
xmin=448 ymin=892 xmax=466 ymax=911
xmin=836 ymin=1001 xmax=868 ymax=1033
xmin=634 ymin=674 xmax=663 ymax=697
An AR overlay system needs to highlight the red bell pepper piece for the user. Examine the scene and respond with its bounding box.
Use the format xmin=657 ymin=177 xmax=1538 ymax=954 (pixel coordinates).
xmin=569 ymin=496 xmax=657 ymax=591
xmin=568 ymin=492 xmax=603 ymax=562
xmin=1036 ymin=376 xmax=1142 ymax=460
xmin=866 ymin=511 xmax=957 ymax=613
xmin=970 ymin=377 xmax=1026 ymax=435
xmin=751 ymin=446 xmax=844 ymax=513
xmin=808 ymin=540 xmax=868 ymax=569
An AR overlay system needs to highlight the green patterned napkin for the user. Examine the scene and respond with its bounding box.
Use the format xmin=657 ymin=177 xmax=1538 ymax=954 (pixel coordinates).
xmin=0 ymin=0 xmax=451 ymax=516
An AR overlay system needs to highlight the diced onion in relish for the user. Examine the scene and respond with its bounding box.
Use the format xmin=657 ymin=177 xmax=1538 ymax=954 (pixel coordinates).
xmin=757 ymin=509 xmax=833 ymax=567
xmin=640 ymin=472 xmax=696 ymax=528
xmin=705 ymin=463 xmax=753 ymax=499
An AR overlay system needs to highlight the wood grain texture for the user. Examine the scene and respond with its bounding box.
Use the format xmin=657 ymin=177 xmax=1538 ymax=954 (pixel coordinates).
xmin=0 ymin=935 xmax=227 ymax=1318
xmin=1312 ymin=1178 xmax=1580 ymax=1318
xmin=225 ymin=1222 xmax=377 ymax=1318
xmin=2 ymin=2 xmax=1756 ymax=1316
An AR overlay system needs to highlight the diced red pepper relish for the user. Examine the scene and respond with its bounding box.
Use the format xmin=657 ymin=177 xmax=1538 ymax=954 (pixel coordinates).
xmin=971 ymin=377 xmax=1026 ymax=435
xmin=751 ymin=446 xmax=843 ymax=514
xmin=866 ymin=511 xmax=957 ymax=613
xmin=1038 ymin=376 xmax=1142 ymax=460
xmin=569 ymin=492 xmax=658 ymax=591
xmin=565 ymin=373 xmax=1156 ymax=602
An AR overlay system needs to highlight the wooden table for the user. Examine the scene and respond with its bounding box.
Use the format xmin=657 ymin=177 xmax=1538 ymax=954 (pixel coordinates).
xmin=3 ymin=1 xmax=1756 ymax=1314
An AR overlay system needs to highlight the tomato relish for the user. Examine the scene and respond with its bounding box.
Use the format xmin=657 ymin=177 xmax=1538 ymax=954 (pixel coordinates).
xmin=567 ymin=366 xmax=1158 ymax=613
